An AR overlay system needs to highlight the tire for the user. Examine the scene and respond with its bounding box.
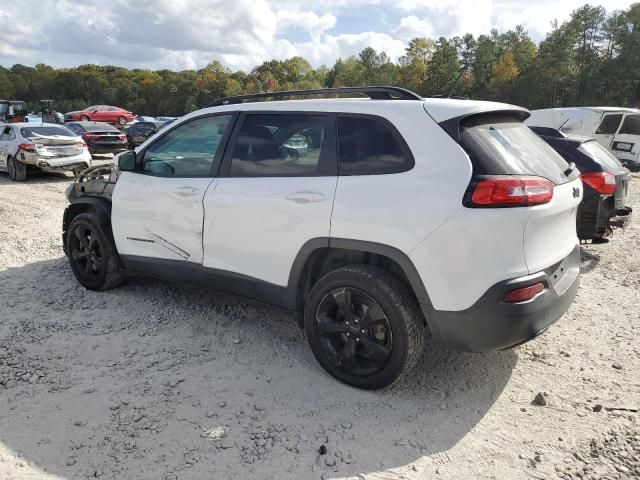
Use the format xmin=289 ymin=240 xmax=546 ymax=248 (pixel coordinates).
xmin=126 ymin=136 xmax=135 ymax=149
xmin=66 ymin=212 xmax=124 ymax=291
xmin=118 ymin=116 xmax=127 ymax=126
xmin=7 ymin=156 xmax=27 ymax=182
xmin=80 ymin=115 xmax=89 ymax=121
xmin=304 ymin=265 xmax=425 ymax=389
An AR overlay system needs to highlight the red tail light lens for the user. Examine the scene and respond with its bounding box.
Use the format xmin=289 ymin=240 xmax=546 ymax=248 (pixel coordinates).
xmin=18 ymin=143 xmax=35 ymax=152
xmin=581 ymin=172 xmax=616 ymax=195
xmin=504 ymin=282 xmax=544 ymax=303
xmin=470 ymin=176 xmax=554 ymax=207
xmin=82 ymin=134 xmax=100 ymax=140
xmin=117 ymin=134 xmax=126 ymax=141
xmin=74 ymin=141 xmax=87 ymax=148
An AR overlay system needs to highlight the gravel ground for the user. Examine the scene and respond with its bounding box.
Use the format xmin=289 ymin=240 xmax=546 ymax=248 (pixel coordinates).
xmin=0 ymin=170 xmax=638 ymax=480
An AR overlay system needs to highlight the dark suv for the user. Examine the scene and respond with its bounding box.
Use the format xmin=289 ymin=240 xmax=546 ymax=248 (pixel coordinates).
xmin=532 ymin=126 xmax=632 ymax=242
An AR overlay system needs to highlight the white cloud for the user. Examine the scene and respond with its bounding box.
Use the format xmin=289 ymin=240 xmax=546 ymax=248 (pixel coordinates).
xmin=0 ymin=0 xmax=636 ymax=71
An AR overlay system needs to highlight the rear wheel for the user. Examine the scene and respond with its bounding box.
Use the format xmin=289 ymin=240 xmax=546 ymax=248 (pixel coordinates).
xmin=7 ymin=156 xmax=26 ymax=182
xmin=66 ymin=213 xmax=124 ymax=290
xmin=118 ymin=116 xmax=127 ymax=126
xmin=304 ymin=265 xmax=424 ymax=389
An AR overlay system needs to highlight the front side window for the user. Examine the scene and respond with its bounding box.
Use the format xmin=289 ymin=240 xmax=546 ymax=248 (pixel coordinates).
xmin=229 ymin=114 xmax=327 ymax=176
xmin=596 ymin=114 xmax=623 ymax=135
xmin=143 ymin=115 xmax=232 ymax=176
xmin=618 ymin=115 xmax=640 ymax=135
xmin=337 ymin=115 xmax=413 ymax=175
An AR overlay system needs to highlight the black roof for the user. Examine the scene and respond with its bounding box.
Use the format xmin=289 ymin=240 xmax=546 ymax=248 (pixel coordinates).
xmin=67 ymin=121 xmax=120 ymax=132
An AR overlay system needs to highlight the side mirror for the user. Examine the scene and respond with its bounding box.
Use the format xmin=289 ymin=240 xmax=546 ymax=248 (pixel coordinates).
xmin=118 ymin=150 xmax=137 ymax=171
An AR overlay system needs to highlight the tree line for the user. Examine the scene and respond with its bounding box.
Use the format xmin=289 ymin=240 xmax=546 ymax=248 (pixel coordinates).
xmin=1 ymin=3 xmax=639 ymax=116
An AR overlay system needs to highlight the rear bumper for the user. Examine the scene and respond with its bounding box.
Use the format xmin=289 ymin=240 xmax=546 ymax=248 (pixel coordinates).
xmin=88 ymin=145 xmax=128 ymax=155
xmin=422 ymin=244 xmax=580 ymax=352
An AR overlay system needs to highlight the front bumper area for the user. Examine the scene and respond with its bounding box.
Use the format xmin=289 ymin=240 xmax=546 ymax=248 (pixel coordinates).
xmin=422 ymin=244 xmax=580 ymax=352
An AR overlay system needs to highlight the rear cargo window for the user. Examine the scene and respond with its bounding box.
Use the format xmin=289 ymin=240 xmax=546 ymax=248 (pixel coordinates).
xmin=460 ymin=114 xmax=578 ymax=185
xmin=20 ymin=126 xmax=75 ymax=137
xmin=595 ymin=114 xmax=623 ymax=134
xmin=579 ymin=141 xmax=625 ymax=171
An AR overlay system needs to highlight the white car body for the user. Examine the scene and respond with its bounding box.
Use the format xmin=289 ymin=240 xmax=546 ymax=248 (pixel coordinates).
xmin=97 ymin=96 xmax=581 ymax=351
xmin=527 ymin=107 xmax=640 ymax=168
xmin=0 ymin=122 xmax=91 ymax=177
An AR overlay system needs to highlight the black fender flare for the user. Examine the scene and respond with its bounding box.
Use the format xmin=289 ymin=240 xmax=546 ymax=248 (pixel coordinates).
xmin=62 ymin=196 xmax=113 ymax=253
xmin=283 ymin=237 xmax=431 ymax=309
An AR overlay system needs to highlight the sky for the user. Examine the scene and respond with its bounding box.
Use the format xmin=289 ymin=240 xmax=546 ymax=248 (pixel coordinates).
xmin=0 ymin=0 xmax=636 ymax=72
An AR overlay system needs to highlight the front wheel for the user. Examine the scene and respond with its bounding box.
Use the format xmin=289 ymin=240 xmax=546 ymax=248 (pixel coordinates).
xmin=66 ymin=213 xmax=124 ymax=290
xmin=80 ymin=115 xmax=89 ymax=121
xmin=304 ymin=265 xmax=425 ymax=389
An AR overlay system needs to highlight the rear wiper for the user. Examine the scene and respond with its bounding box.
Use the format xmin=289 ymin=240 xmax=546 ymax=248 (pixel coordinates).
xmin=564 ymin=162 xmax=577 ymax=176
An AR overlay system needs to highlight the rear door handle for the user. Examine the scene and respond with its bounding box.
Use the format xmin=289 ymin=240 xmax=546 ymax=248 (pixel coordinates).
xmin=286 ymin=191 xmax=325 ymax=204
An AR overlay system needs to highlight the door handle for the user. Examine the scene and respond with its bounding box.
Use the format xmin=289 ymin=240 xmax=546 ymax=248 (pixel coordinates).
xmin=286 ymin=191 xmax=325 ymax=204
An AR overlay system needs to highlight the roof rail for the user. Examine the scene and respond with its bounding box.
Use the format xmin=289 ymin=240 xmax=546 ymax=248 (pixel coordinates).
xmin=205 ymin=86 xmax=423 ymax=108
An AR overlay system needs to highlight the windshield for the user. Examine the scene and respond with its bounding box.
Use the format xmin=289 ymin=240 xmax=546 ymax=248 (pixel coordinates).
xmin=579 ymin=140 xmax=625 ymax=171
xmin=618 ymin=115 xmax=640 ymax=135
xmin=0 ymin=103 xmax=7 ymax=114
xmin=460 ymin=114 xmax=578 ymax=185
xmin=20 ymin=126 xmax=76 ymax=137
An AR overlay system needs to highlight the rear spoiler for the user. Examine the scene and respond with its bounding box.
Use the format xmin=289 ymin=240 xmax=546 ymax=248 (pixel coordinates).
xmin=438 ymin=109 xmax=531 ymax=142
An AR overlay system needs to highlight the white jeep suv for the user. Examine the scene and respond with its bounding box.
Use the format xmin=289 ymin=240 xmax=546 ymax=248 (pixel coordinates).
xmin=63 ymin=87 xmax=582 ymax=389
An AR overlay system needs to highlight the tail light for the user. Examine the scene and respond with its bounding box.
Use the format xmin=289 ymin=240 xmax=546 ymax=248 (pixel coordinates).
xmin=468 ymin=176 xmax=554 ymax=207
xmin=74 ymin=141 xmax=87 ymax=148
xmin=581 ymin=172 xmax=616 ymax=195
xmin=18 ymin=143 xmax=35 ymax=152
xmin=82 ymin=134 xmax=100 ymax=140
xmin=504 ymin=282 xmax=544 ymax=303
xmin=117 ymin=134 xmax=127 ymax=141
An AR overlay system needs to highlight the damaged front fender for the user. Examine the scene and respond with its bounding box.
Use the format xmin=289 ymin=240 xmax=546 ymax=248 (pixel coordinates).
xmin=66 ymin=164 xmax=119 ymax=202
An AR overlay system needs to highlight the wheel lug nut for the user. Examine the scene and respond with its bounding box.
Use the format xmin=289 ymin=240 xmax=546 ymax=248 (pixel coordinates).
xmin=361 ymin=329 xmax=365 ymax=334
xmin=345 ymin=321 xmax=349 ymax=326
xmin=355 ymin=319 xmax=359 ymax=324
xmin=356 ymin=337 xmax=360 ymax=342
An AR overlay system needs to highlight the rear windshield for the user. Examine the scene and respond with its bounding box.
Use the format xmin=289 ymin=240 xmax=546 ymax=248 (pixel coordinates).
xmin=460 ymin=114 xmax=578 ymax=185
xmin=618 ymin=115 xmax=640 ymax=135
xmin=83 ymin=123 xmax=119 ymax=132
xmin=579 ymin=140 xmax=625 ymax=171
xmin=20 ymin=126 xmax=76 ymax=137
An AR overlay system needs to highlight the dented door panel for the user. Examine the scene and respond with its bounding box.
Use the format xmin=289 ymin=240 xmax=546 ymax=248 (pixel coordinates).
xmin=111 ymin=172 xmax=215 ymax=263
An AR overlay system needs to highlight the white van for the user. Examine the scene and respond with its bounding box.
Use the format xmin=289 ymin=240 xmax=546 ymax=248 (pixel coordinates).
xmin=527 ymin=107 xmax=640 ymax=171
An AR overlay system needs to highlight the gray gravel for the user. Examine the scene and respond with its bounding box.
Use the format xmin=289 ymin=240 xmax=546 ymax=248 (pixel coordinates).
xmin=0 ymin=171 xmax=638 ymax=479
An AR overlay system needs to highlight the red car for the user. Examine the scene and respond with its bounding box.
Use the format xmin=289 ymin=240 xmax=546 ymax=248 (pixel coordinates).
xmin=64 ymin=105 xmax=134 ymax=125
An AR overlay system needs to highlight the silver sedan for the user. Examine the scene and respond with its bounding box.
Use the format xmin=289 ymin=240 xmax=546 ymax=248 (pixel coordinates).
xmin=0 ymin=122 xmax=92 ymax=181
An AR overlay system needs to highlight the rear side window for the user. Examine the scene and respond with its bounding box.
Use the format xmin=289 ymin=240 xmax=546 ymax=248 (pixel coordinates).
xmin=460 ymin=114 xmax=578 ymax=185
xmin=618 ymin=115 xmax=640 ymax=135
xmin=596 ymin=114 xmax=623 ymax=135
xmin=229 ymin=114 xmax=328 ymax=176
xmin=337 ymin=115 xmax=413 ymax=175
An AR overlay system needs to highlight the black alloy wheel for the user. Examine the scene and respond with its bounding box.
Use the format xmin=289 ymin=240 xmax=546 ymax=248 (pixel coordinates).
xmin=304 ymin=265 xmax=425 ymax=389
xmin=68 ymin=223 xmax=106 ymax=285
xmin=316 ymin=287 xmax=393 ymax=376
